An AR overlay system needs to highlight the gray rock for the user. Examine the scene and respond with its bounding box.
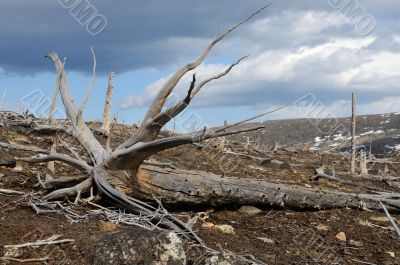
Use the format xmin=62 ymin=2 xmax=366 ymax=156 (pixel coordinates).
xmin=0 ymin=150 xmax=16 ymax=168
xmin=238 ymin=206 xmax=262 ymax=215
xmin=205 ymin=252 xmax=250 ymax=265
xmin=257 ymin=237 xmax=275 ymax=244
xmin=88 ymin=228 xmax=186 ymax=265
xmin=259 ymin=159 xmax=291 ymax=169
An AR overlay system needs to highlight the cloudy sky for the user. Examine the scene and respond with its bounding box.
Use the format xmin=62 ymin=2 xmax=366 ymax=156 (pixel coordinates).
xmin=0 ymin=0 xmax=399 ymax=131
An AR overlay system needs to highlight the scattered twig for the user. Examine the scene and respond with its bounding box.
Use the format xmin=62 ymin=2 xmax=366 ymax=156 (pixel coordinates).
xmin=379 ymin=201 xmax=400 ymax=236
xmin=351 ymin=259 xmax=378 ymax=265
xmin=0 ymin=188 xmax=25 ymax=195
xmin=0 ymin=256 xmax=49 ymax=263
xmin=223 ymin=150 xmax=265 ymax=161
xmin=4 ymin=234 xmax=74 ymax=249
xmin=143 ymin=160 xmax=176 ymax=169
xmin=88 ymin=201 xmax=164 ymax=231
xmin=28 ymin=199 xmax=89 ymax=223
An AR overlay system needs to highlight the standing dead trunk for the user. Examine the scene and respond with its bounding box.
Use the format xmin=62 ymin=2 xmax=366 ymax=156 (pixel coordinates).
xmin=218 ymin=137 xmax=226 ymax=151
xmin=359 ymin=150 xmax=368 ymax=177
xmin=101 ymin=72 xmax=115 ymax=151
xmin=350 ymin=92 xmax=356 ymax=175
xmin=101 ymin=71 xmax=115 ymax=136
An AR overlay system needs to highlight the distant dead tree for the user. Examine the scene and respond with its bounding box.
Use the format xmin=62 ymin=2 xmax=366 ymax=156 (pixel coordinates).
xmin=351 ymin=92 xmax=356 ymax=175
xmin=359 ymin=149 xmax=368 ymax=177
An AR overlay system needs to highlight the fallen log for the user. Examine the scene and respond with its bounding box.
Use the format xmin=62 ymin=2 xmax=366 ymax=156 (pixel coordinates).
xmin=132 ymin=165 xmax=400 ymax=212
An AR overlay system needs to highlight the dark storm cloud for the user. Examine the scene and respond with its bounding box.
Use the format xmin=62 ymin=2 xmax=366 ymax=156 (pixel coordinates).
xmin=0 ymin=0 xmax=277 ymax=74
xmin=2 ymin=0 xmax=400 ymax=118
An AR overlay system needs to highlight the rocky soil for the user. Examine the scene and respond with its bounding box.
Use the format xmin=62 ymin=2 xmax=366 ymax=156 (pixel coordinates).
xmin=0 ymin=114 xmax=400 ymax=264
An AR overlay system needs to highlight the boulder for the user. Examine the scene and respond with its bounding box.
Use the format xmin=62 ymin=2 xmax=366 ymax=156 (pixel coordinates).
xmin=88 ymin=228 xmax=186 ymax=265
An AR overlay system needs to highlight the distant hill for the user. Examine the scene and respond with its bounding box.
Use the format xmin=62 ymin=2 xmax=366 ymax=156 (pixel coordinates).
xmin=227 ymin=112 xmax=400 ymax=154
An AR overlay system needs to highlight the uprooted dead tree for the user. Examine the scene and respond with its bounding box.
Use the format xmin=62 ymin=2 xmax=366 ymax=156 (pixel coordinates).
xmin=1 ymin=4 xmax=400 ymax=244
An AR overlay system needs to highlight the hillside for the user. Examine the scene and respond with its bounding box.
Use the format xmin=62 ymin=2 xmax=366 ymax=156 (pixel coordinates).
xmin=229 ymin=112 xmax=400 ymax=154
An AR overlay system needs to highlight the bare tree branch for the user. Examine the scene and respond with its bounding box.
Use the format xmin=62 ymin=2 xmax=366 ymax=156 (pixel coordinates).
xmin=215 ymin=104 xmax=288 ymax=133
xmin=191 ymin=56 xmax=247 ymax=98
xmin=46 ymin=137 xmax=58 ymax=182
xmin=103 ymin=126 xmax=264 ymax=170
xmin=44 ymin=177 xmax=93 ymax=200
xmin=18 ymin=153 xmax=92 ymax=173
xmin=39 ymin=174 xmax=89 ymax=190
xmin=77 ymin=46 xmax=96 ymax=127
xmin=150 ymin=56 xmax=247 ymax=129
xmin=45 ymin=52 xmax=106 ymax=164
xmin=133 ymin=4 xmax=271 ymax=132
xmin=58 ymin=136 xmax=83 ymax=160
xmin=48 ymin=78 xmax=60 ymax=123
xmin=147 ymin=74 xmax=197 ymax=129
xmin=118 ymin=57 xmax=246 ymax=150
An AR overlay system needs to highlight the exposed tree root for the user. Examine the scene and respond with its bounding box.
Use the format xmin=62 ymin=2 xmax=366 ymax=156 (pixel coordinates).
xmin=44 ymin=177 xmax=93 ymax=200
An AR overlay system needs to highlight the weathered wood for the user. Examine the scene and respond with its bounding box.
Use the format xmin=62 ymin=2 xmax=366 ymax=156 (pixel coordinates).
xmin=45 ymin=53 xmax=106 ymax=164
xmin=101 ymin=72 xmax=115 ymax=141
xmin=118 ymin=4 xmax=271 ymax=150
xmin=103 ymin=126 xmax=264 ymax=170
xmin=48 ymin=80 xmax=59 ymax=123
xmin=77 ymin=46 xmax=96 ymax=127
xmin=132 ymin=165 xmax=400 ymax=212
xmin=351 ymin=92 xmax=356 ymax=175
xmin=0 ymin=141 xmax=49 ymax=154
xmin=18 ymin=153 xmax=92 ymax=173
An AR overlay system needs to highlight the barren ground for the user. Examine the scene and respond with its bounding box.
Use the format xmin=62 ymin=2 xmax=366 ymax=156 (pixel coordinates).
xmin=0 ymin=118 xmax=399 ymax=264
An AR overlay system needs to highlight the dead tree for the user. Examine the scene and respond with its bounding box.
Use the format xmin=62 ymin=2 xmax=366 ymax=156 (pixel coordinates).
xmin=101 ymin=71 xmax=115 ymax=151
xmin=351 ymin=92 xmax=356 ymax=175
xmin=1 ymin=4 xmax=399 ymax=244
xmin=101 ymin=71 xmax=115 ymax=137
xmin=359 ymin=149 xmax=368 ymax=177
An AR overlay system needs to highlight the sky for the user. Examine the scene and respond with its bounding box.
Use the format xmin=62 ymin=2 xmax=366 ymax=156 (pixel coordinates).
xmin=0 ymin=0 xmax=399 ymax=132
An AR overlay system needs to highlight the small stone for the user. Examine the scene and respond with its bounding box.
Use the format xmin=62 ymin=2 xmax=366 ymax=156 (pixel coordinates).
xmin=214 ymin=224 xmax=235 ymax=235
xmin=201 ymin=222 xmax=215 ymax=229
xmin=257 ymin=237 xmax=275 ymax=244
xmin=335 ymin=232 xmax=346 ymax=242
xmin=99 ymin=221 xmax=118 ymax=232
xmin=316 ymin=224 xmax=329 ymax=231
xmin=305 ymin=184 xmax=312 ymax=188
xmin=349 ymin=240 xmax=363 ymax=247
xmin=238 ymin=205 xmax=262 ymax=215
xmin=369 ymin=216 xmax=389 ymax=222
xmin=4 ymin=247 xmax=22 ymax=258
xmin=386 ymin=252 xmax=395 ymax=258
xmin=12 ymin=165 xmax=23 ymax=172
